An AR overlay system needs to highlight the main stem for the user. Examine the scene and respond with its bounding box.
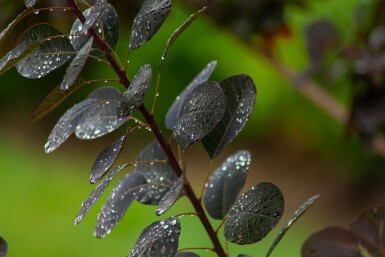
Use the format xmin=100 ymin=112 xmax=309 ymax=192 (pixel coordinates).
xmin=65 ymin=1 xmax=227 ymax=256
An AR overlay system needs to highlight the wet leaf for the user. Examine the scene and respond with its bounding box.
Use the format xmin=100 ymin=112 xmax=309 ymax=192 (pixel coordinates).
xmin=70 ymin=3 xmax=119 ymax=55
xmin=24 ymin=0 xmax=36 ymax=8
xmin=79 ymin=0 xmax=107 ymax=35
xmin=224 ymin=182 xmax=284 ymax=245
xmin=238 ymin=255 xmax=252 ymax=257
xmin=90 ymin=136 xmax=127 ymax=184
xmin=174 ymin=81 xmax=226 ymax=148
xmin=0 ymin=8 xmax=33 ymax=47
xmin=95 ymin=171 xmax=146 ymax=238
xmin=74 ymin=87 xmax=126 ymax=140
xmin=302 ymin=227 xmax=363 ymax=257
xmin=165 ymin=61 xmax=217 ymax=129
xmin=128 ymin=217 xmax=181 ymax=257
xmin=0 ymin=237 xmax=7 ymax=257
xmin=175 ymin=253 xmax=200 ymax=257
xmin=156 ymin=175 xmax=184 ymax=216
xmin=266 ymin=195 xmax=320 ymax=257
xmin=60 ymin=38 xmax=93 ymax=91
xmin=44 ymin=98 xmax=99 ymax=153
xmin=0 ymin=40 xmax=39 ymax=76
xmin=129 ymin=0 xmax=172 ymax=49
xmin=349 ymin=206 xmax=385 ymax=257
xmin=117 ymin=64 xmax=152 ymax=119
xmin=203 ymin=150 xmax=251 ymax=220
xmin=16 ymin=24 xmax=74 ymax=79
xmin=75 ymin=164 xmax=128 ymax=225
xmin=202 ymin=75 xmax=256 ymax=159
xmin=134 ymin=141 xmax=177 ymax=205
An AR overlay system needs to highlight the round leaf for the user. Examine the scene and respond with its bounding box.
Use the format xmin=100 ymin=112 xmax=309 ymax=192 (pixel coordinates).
xmin=224 ymin=182 xmax=284 ymax=245
xmin=134 ymin=141 xmax=177 ymax=205
xmin=16 ymin=24 xmax=74 ymax=79
xmin=203 ymin=150 xmax=251 ymax=220
xmin=129 ymin=0 xmax=172 ymax=49
xmin=202 ymin=74 xmax=256 ymax=159
xmin=165 ymin=61 xmax=217 ymax=129
xmin=0 ymin=237 xmax=7 ymax=257
xmin=174 ymin=81 xmax=226 ymax=148
xmin=128 ymin=217 xmax=181 ymax=257
xmin=70 ymin=3 xmax=119 ymax=55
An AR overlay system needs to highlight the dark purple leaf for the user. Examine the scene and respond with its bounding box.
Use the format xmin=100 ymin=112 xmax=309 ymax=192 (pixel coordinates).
xmin=238 ymin=255 xmax=252 ymax=257
xmin=70 ymin=3 xmax=119 ymax=55
xmin=266 ymin=195 xmax=320 ymax=257
xmin=128 ymin=217 xmax=180 ymax=257
xmin=74 ymin=87 xmax=126 ymax=140
xmin=134 ymin=141 xmax=177 ymax=205
xmin=349 ymin=206 xmax=385 ymax=257
xmin=202 ymin=75 xmax=256 ymax=159
xmin=156 ymin=175 xmax=184 ymax=216
xmin=174 ymin=81 xmax=226 ymax=148
xmin=95 ymin=171 xmax=146 ymax=238
xmin=302 ymin=227 xmax=363 ymax=257
xmin=75 ymin=164 xmax=128 ymax=225
xmin=90 ymin=135 xmax=127 ymax=184
xmin=165 ymin=61 xmax=217 ymax=129
xmin=16 ymin=24 xmax=74 ymax=78
xmin=60 ymin=38 xmax=93 ymax=91
xmin=0 ymin=40 xmax=39 ymax=76
xmin=0 ymin=237 xmax=7 ymax=257
xmin=117 ymin=64 xmax=152 ymax=119
xmin=224 ymin=182 xmax=284 ymax=245
xmin=79 ymin=0 xmax=108 ymax=35
xmin=203 ymin=150 xmax=251 ymax=220
xmin=129 ymin=0 xmax=172 ymax=49
xmin=44 ymin=98 xmax=99 ymax=153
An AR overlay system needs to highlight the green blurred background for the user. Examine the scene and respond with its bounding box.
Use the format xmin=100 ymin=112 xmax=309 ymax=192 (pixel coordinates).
xmin=0 ymin=0 xmax=385 ymax=256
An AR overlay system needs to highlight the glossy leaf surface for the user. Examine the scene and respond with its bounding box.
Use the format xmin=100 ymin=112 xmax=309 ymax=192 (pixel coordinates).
xmin=90 ymin=136 xmax=127 ymax=184
xmin=129 ymin=0 xmax=172 ymax=49
xmin=70 ymin=3 xmax=119 ymax=55
xmin=128 ymin=217 xmax=180 ymax=257
xmin=224 ymin=182 xmax=284 ymax=245
xmin=203 ymin=74 xmax=256 ymax=158
xmin=60 ymin=38 xmax=93 ymax=90
xmin=174 ymin=81 xmax=226 ymax=148
xmin=79 ymin=0 xmax=107 ymax=35
xmin=349 ymin=206 xmax=385 ymax=257
xmin=156 ymin=175 xmax=184 ymax=216
xmin=266 ymin=195 xmax=320 ymax=257
xmin=165 ymin=61 xmax=217 ymax=129
xmin=0 ymin=8 xmax=33 ymax=47
xmin=302 ymin=227 xmax=363 ymax=257
xmin=74 ymin=87 xmax=125 ymax=140
xmin=117 ymin=64 xmax=152 ymax=119
xmin=95 ymin=171 xmax=146 ymax=238
xmin=134 ymin=141 xmax=176 ymax=204
xmin=75 ymin=164 xmax=128 ymax=225
xmin=16 ymin=24 xmax=74 ymax=78
xmin=203 ymin=150 xmax=251 ymax=219
xmin=0 ymin=40 xmax=39 ymax=76
xmin=44 ymin=98 xmax=98 ymax=153
xmin=0 ymin=237 xmax=7 ymax=257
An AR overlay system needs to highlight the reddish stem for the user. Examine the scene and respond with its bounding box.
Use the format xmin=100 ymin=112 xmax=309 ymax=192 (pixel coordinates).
xmin=65 ymin=1 xmax=227 ymax=256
